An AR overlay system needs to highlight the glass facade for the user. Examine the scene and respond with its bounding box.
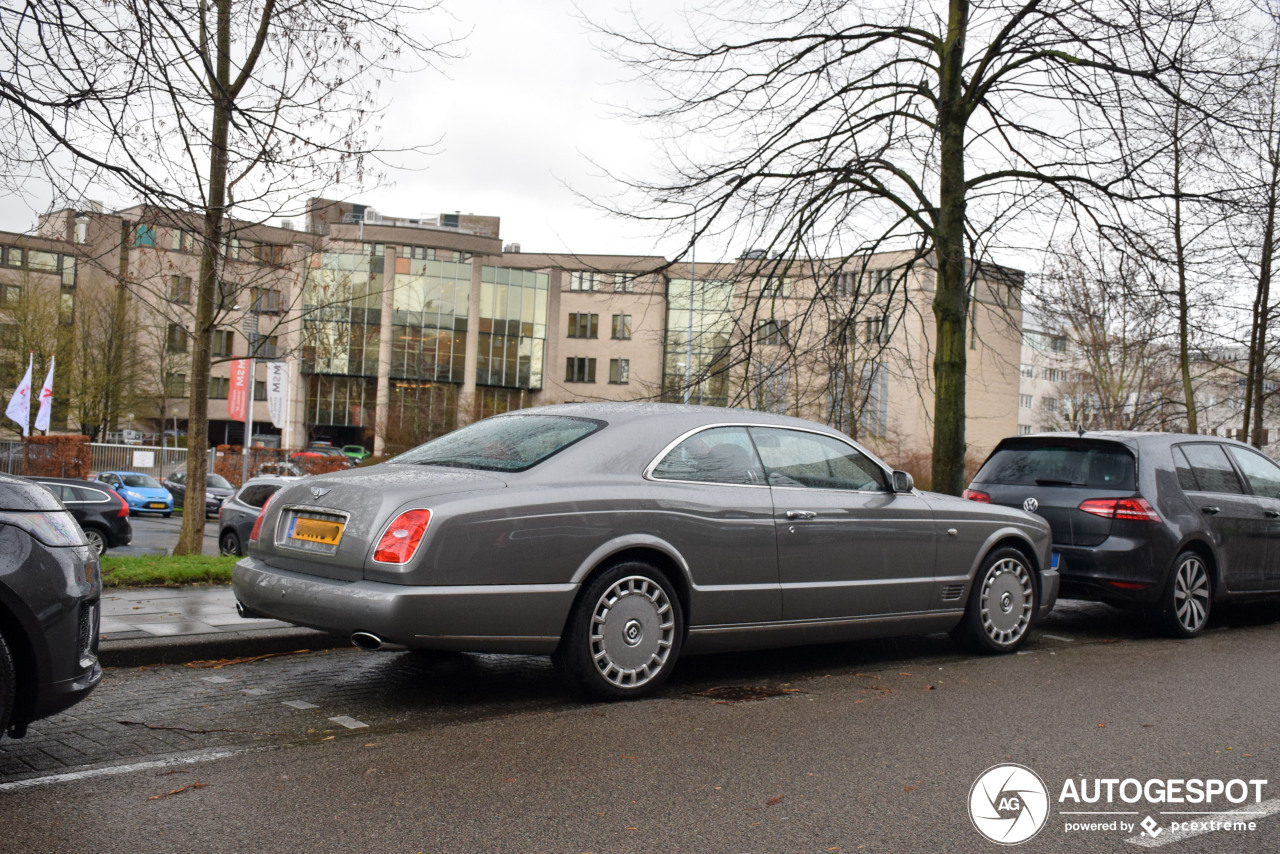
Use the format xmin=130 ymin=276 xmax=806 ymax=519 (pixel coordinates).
xmin=663 ymin=278 xmax=736 ymax=405
xmin=302 ymin=251 xmax=382 ymax=426
xmin=477 ymin=266 xmax=547 ymax=389
xmin=391 ymin=256 xmax=470 ymax=383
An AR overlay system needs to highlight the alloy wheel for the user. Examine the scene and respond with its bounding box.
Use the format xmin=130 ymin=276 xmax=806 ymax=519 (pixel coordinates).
xmin=1173 ymin=556 xmax=1210 ymax=634
xmin=978 ymin=556 xmax=1034 ymax=646
xmin=588 ymin=575 xmax=676 ymax=690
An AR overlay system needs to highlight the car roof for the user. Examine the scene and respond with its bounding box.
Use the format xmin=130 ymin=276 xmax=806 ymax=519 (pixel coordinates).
xmin=22 ymin=475 xmax=110 ymax=487
xmin=498 ymin=401 xmax=851 ymax=433
xmin=994 ymin=431 xmax=1269 ymax=455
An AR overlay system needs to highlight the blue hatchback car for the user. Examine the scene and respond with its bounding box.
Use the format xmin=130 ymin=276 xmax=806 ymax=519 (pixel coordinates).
xmin=96 ymin=471 xmax=173 ymax=517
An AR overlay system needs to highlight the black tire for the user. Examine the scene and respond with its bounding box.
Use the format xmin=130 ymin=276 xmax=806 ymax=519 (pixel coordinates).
xmin=953 ymin=547 xmax=1038 ymax=654
xmin=0 ymin=631 xmax=15 ymax=739
xmin=83 ymin=527 xmax=107 ymax=557
xmin=1152 ymin=551 xmax=1212 ymax=638
xmin=553 ymin=562 xmax=684 ymax=701
xmin=162 ymin=512 xmax=172 ymax=519
xmin=219 ymin=529 xmax=242 ymax=557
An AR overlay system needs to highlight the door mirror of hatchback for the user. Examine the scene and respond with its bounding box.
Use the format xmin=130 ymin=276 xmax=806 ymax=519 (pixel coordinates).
xmin=892 ymin=470 xmax=915 ymax=493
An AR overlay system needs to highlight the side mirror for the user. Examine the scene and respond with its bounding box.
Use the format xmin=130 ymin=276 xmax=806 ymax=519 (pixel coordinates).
xmin=892 ymin=470 xmax=915 ymax=493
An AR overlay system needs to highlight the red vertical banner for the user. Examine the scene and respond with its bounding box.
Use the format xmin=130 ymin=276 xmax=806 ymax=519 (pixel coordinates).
xmin=227 ymin=359 xmax=249 ymax=422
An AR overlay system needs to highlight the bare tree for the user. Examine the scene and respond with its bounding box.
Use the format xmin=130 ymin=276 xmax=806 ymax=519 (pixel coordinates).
xmin=594 ymin=0 xmax=1230 ymax=493
xmin=1 ymin=0 xmax=456 ymax=551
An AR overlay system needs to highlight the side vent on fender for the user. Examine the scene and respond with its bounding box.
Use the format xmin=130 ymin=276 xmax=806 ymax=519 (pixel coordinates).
xmin=941 ymin=585 xmax=966 ymax=601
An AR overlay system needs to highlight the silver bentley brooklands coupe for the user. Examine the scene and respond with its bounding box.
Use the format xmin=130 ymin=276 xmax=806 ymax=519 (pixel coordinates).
xmin=233 ymin=403 xmax=1057 ymax=700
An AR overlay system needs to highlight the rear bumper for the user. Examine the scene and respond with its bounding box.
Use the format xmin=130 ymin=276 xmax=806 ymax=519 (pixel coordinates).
xmin=1055 ymin=536 xmax=1165 ymax=604
xmin=232 ymin=556 xmax=578 ymax=654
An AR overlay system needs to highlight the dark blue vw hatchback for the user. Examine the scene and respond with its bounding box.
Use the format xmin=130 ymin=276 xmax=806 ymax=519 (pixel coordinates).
xmin=966 ymin=432 xmax=1280 ymax=638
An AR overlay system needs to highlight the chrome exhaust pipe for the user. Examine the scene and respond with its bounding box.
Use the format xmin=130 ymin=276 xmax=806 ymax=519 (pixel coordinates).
xmin=236 ymin=601 xmax=265 ymax=620
xmin=350 ymin=631 xmax=407 ymax=652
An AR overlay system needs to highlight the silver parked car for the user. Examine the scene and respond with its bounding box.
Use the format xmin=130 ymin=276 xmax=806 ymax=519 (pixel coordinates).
xmin=218 ymin=476 xmax=300 ymax=557
xmin=233 ymin=404 xmax=1057 ymax=700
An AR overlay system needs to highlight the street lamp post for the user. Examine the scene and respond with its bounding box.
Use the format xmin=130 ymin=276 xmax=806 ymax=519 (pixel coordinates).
xmin=241 ymin=308 xmax=258 ymax=485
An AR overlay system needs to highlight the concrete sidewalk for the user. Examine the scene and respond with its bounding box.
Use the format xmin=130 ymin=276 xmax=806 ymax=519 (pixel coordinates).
xmin=99 ymin=586 xmax=348 ymax=668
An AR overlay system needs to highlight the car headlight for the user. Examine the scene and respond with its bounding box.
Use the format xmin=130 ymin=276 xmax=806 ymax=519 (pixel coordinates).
xmin=124 ymin=490 xmax=142 ymax=499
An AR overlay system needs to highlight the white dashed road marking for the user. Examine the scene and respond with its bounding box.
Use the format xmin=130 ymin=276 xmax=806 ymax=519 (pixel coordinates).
xmin=201 ymin=676 xmax=231 ymax=683
xmin=1127 ymin=799 xmax=1280 ymax=847
xmin=0 ymin=747 xmax=263 ymax=792
xmin=328 ymin=715 xmax=369 ymax=729
xmin=282 ymin=700 xmax=318 ymax=710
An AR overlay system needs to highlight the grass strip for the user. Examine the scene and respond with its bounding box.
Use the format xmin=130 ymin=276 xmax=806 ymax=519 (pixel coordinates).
xmin=100 ymin=553 xmax=236 ymax=587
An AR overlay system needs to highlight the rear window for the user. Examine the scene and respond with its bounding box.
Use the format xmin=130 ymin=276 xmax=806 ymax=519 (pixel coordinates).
xmin=394 ymin=414 xmax=604 ymax=472
xmin=976 ymin=442 xmax=1136 ymax=490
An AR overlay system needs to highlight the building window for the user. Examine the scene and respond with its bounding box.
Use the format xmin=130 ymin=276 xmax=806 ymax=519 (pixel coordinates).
xmin=760 ymin=276 xmax=791 ymax=298
xmin=1019 ymin=394 xmax=1033 ymax=409
xmin=613 ymin=273 xmax=636 ymax=293
xmin=861 ymin=318 xmax=886 ymax=344
xmin=28 ymin=251 xmax=58 ymax=272
xmin=1018 ymin=424 xmax=1034 ymax=435
xmin=209 ymin=376 xmax=229 ymax=399
xmin=2 ymin=246 xmax=21 ymax=267
xmin=253 ymin=244 xmax=286 ymax=266
xmin=569 ymin=271 xmax=600 ymax=292
xmin=1042 ymin=397 xmax=1059 ymax=412
xmin=167 ymin=323 xmax=190 ymax=354
xmin=565 ymin=357 xmax=596 ymax=383
xmin=567 ymin=313 xmax=599 ymax=339
xmin=1 ymin=285 xmax=20 ymax=306
xmin=134 ymin=224 xmax=156 ymax=248
xmin=1020 ymin=364 xmax=1034 ymax=379
xmin=255 ymin=380 xmax=267 ymax=401
xmin=611 ymin=314 xmax=631 ymax=340
xmin=217 ymin=280 xmax=237 ymax=310
xmin=211 ymin=329 xmax=235 ymax=357
xmin=251 ymin=287 xmax=282 ymax=313
xmin=756 ymin=319 xmax=789 ymax=346
xmin=609 ymin=358 xmax=630 ymax=384
xmin=254 ymin=335 xmax=279 ymax=359
xmin=164 ymin=372 xmax=186 ymax=397
xmin=1044 ymin=368 xmax=1065 ymax=383
xmin=169 ymin=275 xmax=192 ymax=304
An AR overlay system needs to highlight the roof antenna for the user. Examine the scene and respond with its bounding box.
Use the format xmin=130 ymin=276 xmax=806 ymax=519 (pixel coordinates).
xmin=1076 ymin=424 xmax=1086 ymax=437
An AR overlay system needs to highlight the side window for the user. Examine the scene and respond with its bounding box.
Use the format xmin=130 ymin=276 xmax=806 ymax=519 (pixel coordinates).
xmin=1172 ymin=447 xmax=1199 ymax=492
xmin=39 ymin=483 xmax=69 ymax=502
xmin=1226 ymin=447 xmax=1280 ymax=500
xmin=72 ymin=487 xmax=109 ymax=503
xmin=748 ymin=427 xmax=888 ymax=492
xmin=1178 ymin=443 xmax=1244 ymax=495
xmin=240 ymin=484 xmax=282 ymax=508
xmin=651 ymin=427 xmax=766 ymax=485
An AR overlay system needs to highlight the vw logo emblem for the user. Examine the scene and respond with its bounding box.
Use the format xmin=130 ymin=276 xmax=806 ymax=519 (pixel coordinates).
xmin=1022 ymin=497 xmax=1039 ymax=513
xmin=310 ymin=487 xmax=330 ymax=501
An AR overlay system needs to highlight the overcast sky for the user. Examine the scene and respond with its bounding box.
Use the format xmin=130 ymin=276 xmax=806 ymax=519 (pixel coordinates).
xmin=0 ymin=0 xmax=692 ymax=259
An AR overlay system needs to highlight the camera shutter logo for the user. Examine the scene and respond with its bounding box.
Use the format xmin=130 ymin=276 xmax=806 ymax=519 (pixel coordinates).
xmin=969 ymin=763 xmax=1050 ymax=845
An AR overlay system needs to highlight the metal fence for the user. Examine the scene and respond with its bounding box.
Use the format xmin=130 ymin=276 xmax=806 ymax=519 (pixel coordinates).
xmin=0 ymin=441 xmax=23 ymax=475
xmin=89 ymin=443 xmax=191 ymax=478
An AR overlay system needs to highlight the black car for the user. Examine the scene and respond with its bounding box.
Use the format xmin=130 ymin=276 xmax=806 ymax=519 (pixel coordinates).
xmin=163 ymin=471 xmax=236 ymax=517
xmin=217 ymin=476 xmax=297 ymax=557
xmin=24 ymin=476 xmax=133 ymax=557
xmin=966 ymin=432 xmax=1280 ymax=637
xmin=0 ymin=472 xmax=102 ymax=739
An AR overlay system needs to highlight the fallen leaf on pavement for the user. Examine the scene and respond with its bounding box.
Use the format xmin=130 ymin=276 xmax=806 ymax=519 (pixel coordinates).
xmin=149 ymin=782 xmax=208 ymax=800
xmin=766 ymin=796 xmax=784 ymax=806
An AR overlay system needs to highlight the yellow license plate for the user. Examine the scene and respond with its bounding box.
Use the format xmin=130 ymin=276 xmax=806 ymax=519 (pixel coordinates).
xmin=147 ymin=502 xmax=167 ymax=509
xmin=289 ymin=516 xmax=344 ymax=546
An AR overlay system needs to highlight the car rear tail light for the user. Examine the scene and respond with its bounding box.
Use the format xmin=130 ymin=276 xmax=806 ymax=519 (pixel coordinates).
xmin=374 ymin=509 xmax=433 ymax=564
xmin=963 ymin=489 xmax=991 ymax=503
xmin=249 ymin=493 xmax=274 ymax=543
xmin=1078 ymin=497 xmax=1161 ymax=522
xmin=102 ymin=486 xmax=129 ymax=517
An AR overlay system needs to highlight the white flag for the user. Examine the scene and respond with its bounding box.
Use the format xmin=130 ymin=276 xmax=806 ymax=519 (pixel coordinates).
xmin=5 ymin=354 xmax=31 ymax=437
xmin=266 ymin=361 xmax=289 ymax=429
xmin=34 ymin=355 xmax=54 ymax=433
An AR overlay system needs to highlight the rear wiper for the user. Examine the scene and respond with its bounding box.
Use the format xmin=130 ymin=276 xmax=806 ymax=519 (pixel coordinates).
xmin=1034 ymin=477 xmax=1084 ymax=486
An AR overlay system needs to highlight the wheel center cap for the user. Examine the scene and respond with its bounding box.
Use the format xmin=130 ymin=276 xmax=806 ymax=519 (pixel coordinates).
xmin=1000 ymin=591 xmax=1013 ymax=613
xmin=622 ymin=619 xmax=644 ymax=647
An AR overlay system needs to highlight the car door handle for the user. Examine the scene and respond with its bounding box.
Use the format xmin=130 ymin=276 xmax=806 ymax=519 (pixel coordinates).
xmin=785 ymin=510 xmax=817 ymax=520
xmin=1201 ymin=506 xmax=1220 ymax=515
xmin=1266 ymin=510 xmax=1280 ymax=519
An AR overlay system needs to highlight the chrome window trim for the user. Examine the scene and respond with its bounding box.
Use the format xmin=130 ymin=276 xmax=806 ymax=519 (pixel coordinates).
xmin=643 ymin=422 xmax=893 ymax=493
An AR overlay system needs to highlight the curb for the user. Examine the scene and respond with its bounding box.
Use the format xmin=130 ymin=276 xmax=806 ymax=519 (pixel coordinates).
xmin=99 ymin=627 xmax=351 ymax=669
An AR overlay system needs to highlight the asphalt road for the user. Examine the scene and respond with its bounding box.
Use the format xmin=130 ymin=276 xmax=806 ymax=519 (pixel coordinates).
xmin=116 ymin=512 xmax=219 ymax=556
xmin=4 ymin=601 xmax=1280 ymax=852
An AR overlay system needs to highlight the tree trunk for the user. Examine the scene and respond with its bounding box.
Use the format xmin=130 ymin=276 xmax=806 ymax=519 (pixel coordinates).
xmin=931 ymin=0 xmax=969 ymax=496
xmin=174 ymin=0 xmax=232 ymax=556
xmin=1171 ymin=101 xmax=1198 ymax=433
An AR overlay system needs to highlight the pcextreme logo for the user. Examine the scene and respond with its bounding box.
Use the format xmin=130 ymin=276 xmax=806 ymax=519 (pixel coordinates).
xmin=969 ymin=764 xmax=1051 ymax=845
xmin=968 ymin=765 xmax=1273 ymax=845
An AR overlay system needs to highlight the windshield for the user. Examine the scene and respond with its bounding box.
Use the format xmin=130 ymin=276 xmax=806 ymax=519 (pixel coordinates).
xmin=976 ymin=442 xmax=1136 ymax=490
xmin=120 ymin=474 xmax=161 ymax=489
xmin=207 ymin=474 xmax=233 ymax=489
xmin=395 ymin=414 xmax=604 ymax=472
